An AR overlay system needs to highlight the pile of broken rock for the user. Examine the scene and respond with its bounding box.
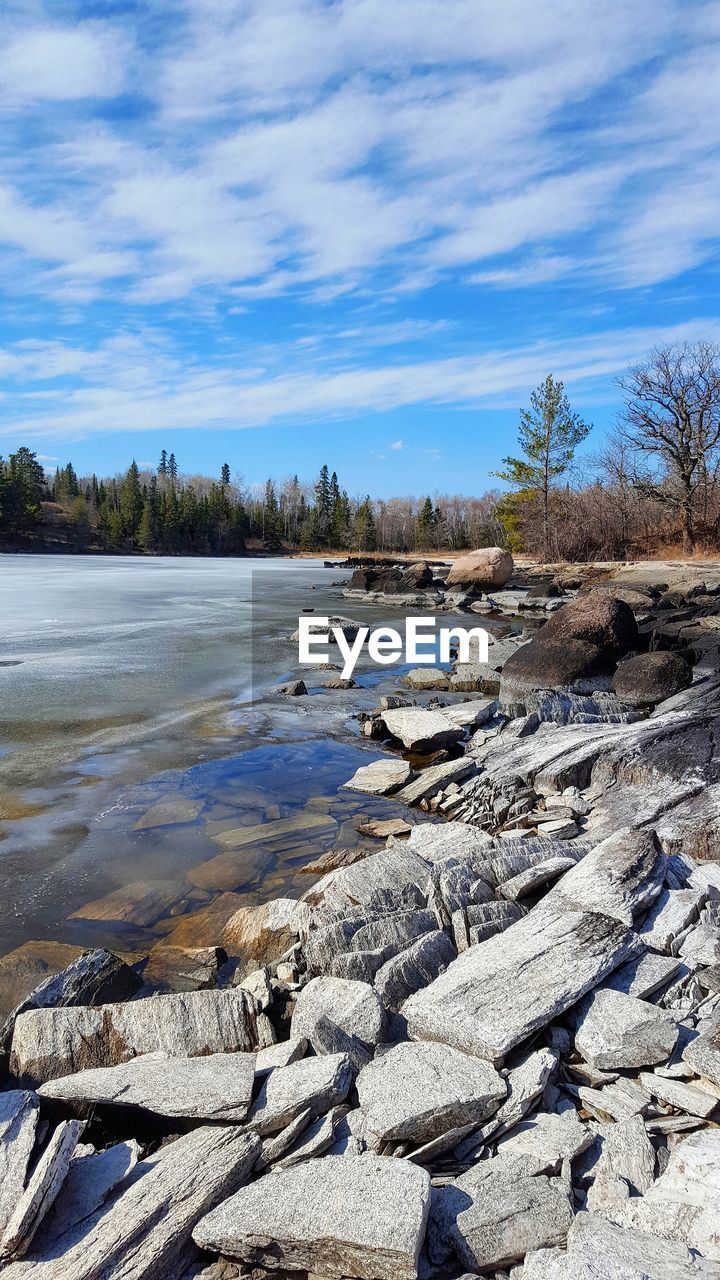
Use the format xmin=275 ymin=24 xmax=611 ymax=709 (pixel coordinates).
xmin=1 ymin=819 xmax=720 ymax=1279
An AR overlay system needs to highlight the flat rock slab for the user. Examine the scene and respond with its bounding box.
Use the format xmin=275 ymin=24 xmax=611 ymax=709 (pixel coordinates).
xmin=381 ymin=707 xmax=464 ymax=752
xmin=343 ymin=758 xmax=413 ymax=795
xmin=405 ymin=821 xmax=493 ymax=865
xmin=496 ymin=1109 xmax=593 ymax=1170
xmin=544 ymin=827 xmax=666 ymax=927
xmin=561 ymin=1212 xmax=710 ymax=1280
xmin=291 ymin=976 xmax=386 ymax=1070
xmin=38 ymin=1051 xmax=257 ymax=1122
xmin=575 ymin=989 xmax=679 ymax=1071
xmin=248 ymin=1052 xmax=353 ymax=1135
xmin=639 ymin=1071 xmax=718 ymax=1119
xmin=374 ymin=929 xmax=456 ymax=1013
xmin=356 ymin=1041 xmax=506 ymax=1143
xmin=11 ymin=988 xmax=266 ymax=1086
xmin=193 ymin=1153 xmax=431 ymax=1280
xmin=395 ymin=758 xmax=475 ymax=807
xmin=3 ymin=1126 xmax=260 ymax=1280
xmin=1 ymin=948 xmax=142 ymax=1052
xmin=404 ymin=902 xmax=640 ymax=1062
xmin=431 ymin=1158 xmax=573 ymax=1271
xmin=0 ymin=1091 xmax=39 ymax=1238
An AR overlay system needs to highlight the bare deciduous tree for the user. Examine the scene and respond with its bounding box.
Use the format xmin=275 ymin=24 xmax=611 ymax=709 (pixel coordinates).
xmin=617 ymin=342 xmax=720 ymax=555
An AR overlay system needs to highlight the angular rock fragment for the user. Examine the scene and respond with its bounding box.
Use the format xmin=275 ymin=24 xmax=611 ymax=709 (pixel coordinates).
xmin=221 ymin=897 xmax=310 ymax=965
xmin=381 ymin=707 xmax=464 ymax=752
xmin=575 ymin=989 xmax=679 ymax=1070
xmin=639 ymin=1070 xmax=718 ymax=1119
xmin=497 ymin=1108 xmax=592 ymax=1170
xmin=578 ymin=1077 xmax=653 ymax=1122
xmin=394 ymin=757 xmax=475 ymax=806
xmin=561 ymin=1211 xmax=709 ymax=1280
xmin=291 ymin=976 xmax=386 ymax=1070
xmin=193 ymin=1153 xmax=431 ymax=1280
xmin=33 ymin=1140 xmax=139 ymax=1249
xmin=374 ymin=930 xmax=456 ymax=1012
xmin=0 ymin=1091 xmax=39 ymax=1237
xmin=545 ymin=826 xmax=666 ymax=926
xmin=3 ymin=1126 xmax=260 ymax=1279
xmin=38 ymin=1051 xmax=257 ymax=1122
xmin=684 ymin=1024 xmax=720 ymax=1086
xmin=356 ymin=1041 xmax=506 ymax=1143
xmin=304 ymin=845 xmax=430 ymax=912
xmin=430 ymin=1156 xmax=573 ymax=1271
xmin=1 ymin=948 xmax=142 ymax=1052
xmin=588 ymin=1114 xmax=655 ymax=1197
xmin=0 ymin=1119 xmax=83 ymax=1262
xmin=639 ymin=886 xmax=707 ymax=953
xmin=343 ymin=758 xmax=414 ymax=795
xmin=405 ymin=902 xmax=640 ymax=1063
xmin=11 ymin=988 xmax=267 ymax=1086
xmin=247 ymin=1052 xmax=352 ymax=1135
xmin=604 ymin=950 xmax=683 ymax=999
xmin=405 ymin=820 xmax=493 ymax=865
xmin=144 ymin=945 xmax=224 ymax=992
xmin=254 ymin=1036 xmax=307 ymax=1077
xmin=497 ymin=856 xmax=577 ymax=901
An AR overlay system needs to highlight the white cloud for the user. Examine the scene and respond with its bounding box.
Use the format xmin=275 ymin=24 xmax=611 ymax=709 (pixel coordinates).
xmin=1 ymin=316 xmax=719 ymax=443
xmin=0 ymin=23 xmax=128 ymax=104
xmin=390 ymin=439 xmax=404 ymax=450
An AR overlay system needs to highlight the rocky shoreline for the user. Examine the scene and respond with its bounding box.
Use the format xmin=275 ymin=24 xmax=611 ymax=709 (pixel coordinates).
xmin=2 ymin=558 xmax=720 ymax=1278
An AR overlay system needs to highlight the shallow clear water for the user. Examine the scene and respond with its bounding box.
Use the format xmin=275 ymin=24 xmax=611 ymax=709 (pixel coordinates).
xmin=0 ymin=554 xmax=445 ymax=962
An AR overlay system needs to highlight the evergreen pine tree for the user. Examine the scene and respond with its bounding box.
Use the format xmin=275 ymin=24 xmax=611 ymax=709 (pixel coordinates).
xmin=158 ymin=450 xmax=168 ymax=476
xmin=221 ymin=462 xmax=231 ymax=487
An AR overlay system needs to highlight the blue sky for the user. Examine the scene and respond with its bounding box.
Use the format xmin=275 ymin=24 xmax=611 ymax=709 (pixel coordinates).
xmin=1 ymin=0 xmax=719 ymax=498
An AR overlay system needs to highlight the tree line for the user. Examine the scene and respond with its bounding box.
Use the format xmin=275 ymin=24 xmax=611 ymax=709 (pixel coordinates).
xmin=2 ymin=342 xmax=720 ymax=560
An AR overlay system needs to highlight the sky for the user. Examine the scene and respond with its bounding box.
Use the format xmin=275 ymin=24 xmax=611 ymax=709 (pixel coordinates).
xmin=0 ymin=0 xmax=719 ymax=498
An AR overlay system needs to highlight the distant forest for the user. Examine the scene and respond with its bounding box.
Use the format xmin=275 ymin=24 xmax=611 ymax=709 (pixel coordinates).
xmin=3 ymin=343 xmax=720 ymax=561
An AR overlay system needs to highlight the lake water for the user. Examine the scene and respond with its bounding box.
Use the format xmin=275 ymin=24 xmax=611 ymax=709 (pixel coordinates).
xmin=0 ymin=554 xmax=443 ymax=967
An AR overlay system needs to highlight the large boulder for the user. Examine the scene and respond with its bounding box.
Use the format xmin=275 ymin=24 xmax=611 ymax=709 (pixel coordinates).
xmin=500 ymin=637 xmax=613 ymax=714
xmin=540 ymin=591 xmax=639 ymax=655
xmin=612 ymin=650 xmax=693 ymax=707
xmin=446 ymin=548 xmax=514 ymax=589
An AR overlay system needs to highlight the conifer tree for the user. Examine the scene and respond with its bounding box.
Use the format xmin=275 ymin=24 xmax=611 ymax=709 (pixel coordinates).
xmin=221 ymin=462 xmax=231 ymax=487
xmin=495 ymin=374 xmax=590 ymax=560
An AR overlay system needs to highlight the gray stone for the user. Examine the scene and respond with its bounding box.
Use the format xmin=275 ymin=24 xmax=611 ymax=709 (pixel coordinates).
xmin=639 ymin=1070 xmax=719 ymax=1118
xmin=430 ymin=1157 xmax=573 ymax=1271
xmin=544 ymin=826 xmax=666 ymax=926
xmin=590 ymin=1114 xmax=655 ymax=1197
xmin=374 ymin=930 xmax=456 ymax=1012
xmin=394 ymin=757 xmax=475 ymax=807
xmin=38 ymin=1050 xmax=257 ymax=1122
xmin=291 ymin=976 xmax=386 ymax=1070
xmin=497 ymin=857 xmax=577 ymax=901
xmin=356 ymin=1041 xmax=506 ymax=1143
xmin=0 ymin=1120 xmax=83 ymax=1262
xmin=684 ymin=1024 xmax=720 ymax=1086
xmin=463 ymin=1047 xmax=558 ymax=1151
xmin=604 ymin=950 xmax=683 ymax=999
xmin=639 ymin=887 xmax=707 ymax=953
xmin=404 ymin=901 xmax=640 ymax=1063
xmin=343 ymin=758 xmax=414 ymax=795
xmin=405 ymin=820 xmax=493 ymax=865
xmin=578 ymin=1077 xmax=653 ymax=1121
xmin=0 ymin=1092 xmax=38 ymax=1238
xmin=193 ymin=1153 xmax=431 ymax=1280
xmin=33 ymin=1140 xmax=139 ymax=1250
xmin=3 ymin=1126 xmax=260 ymax=1280
xmin=255 ymin=1037 xmax=307 ymax=1077
xmin=575 ymin=989 xmax=679 ymax=1070
xmin=10 ymin=988 xmax=268 ymax=1086
xmin=305 ymin=845 xmax=430 ymax=912
xmin=381 ymin=707 xmax=464 ymax=752
xmin=349 ymin=909 xmax=437 ymax=956
xmin=497 ymin=1109 xmax=592 ymax=1170
xmin=247 ymin=1052 xmax=352 ymax=1135
xmin=274 ymin=1105 xmax=348 ymax=1169
xmin=0 ymin=948 xmax=141 ymax=1053
xmin=564 ymin=1211 xmax=715 ymax=1280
